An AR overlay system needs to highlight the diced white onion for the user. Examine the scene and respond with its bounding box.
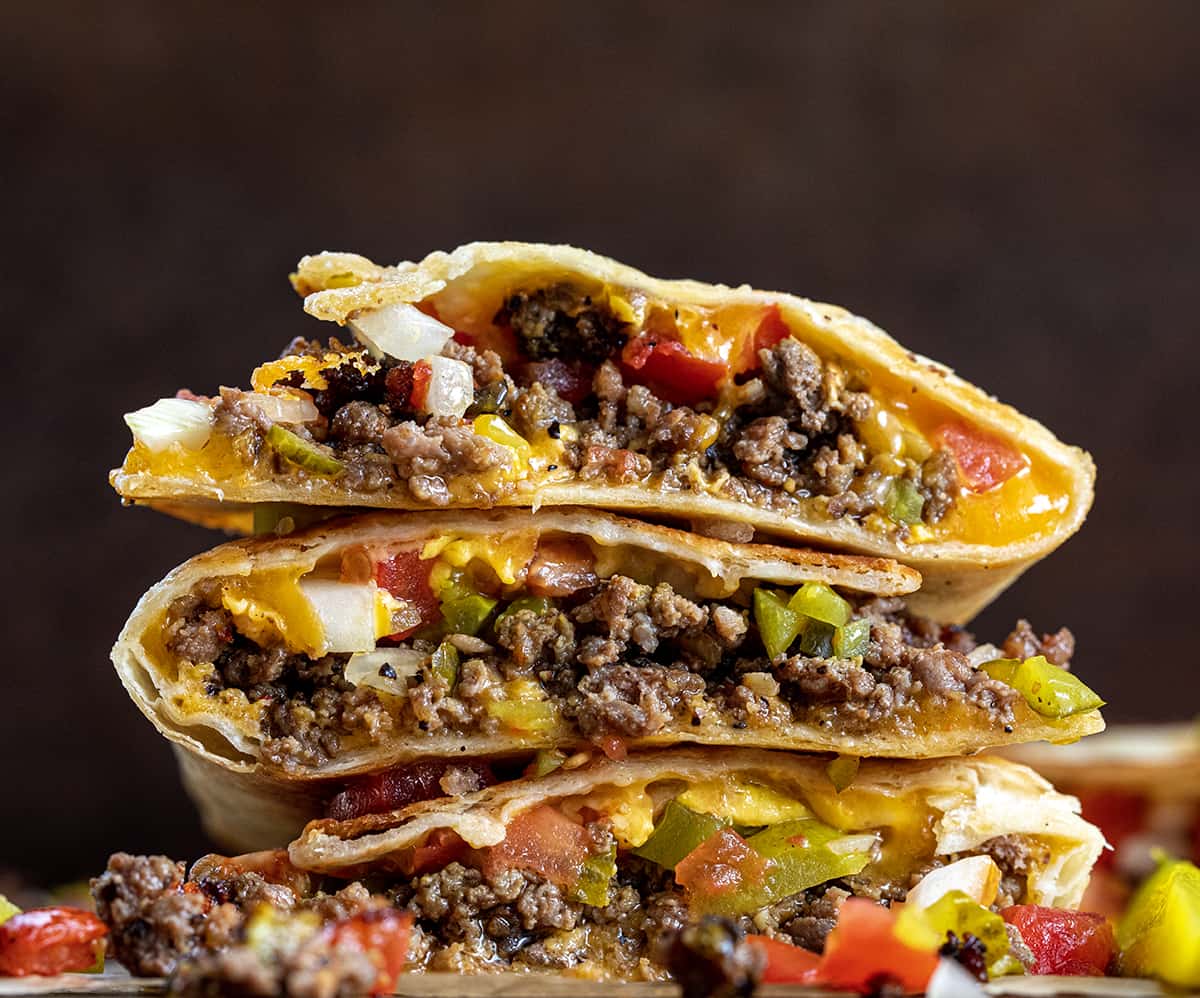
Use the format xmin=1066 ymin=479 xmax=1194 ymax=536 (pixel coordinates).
xmin=421 ymin=356 xmax=474 ymax=418
xmin=907 ymin=855 xmax=1001 ymax=910
xmin=827 ymin=833 xmax=880 ymax=857
xmin=966 ymin=643 xmax=1003 ymax=668
xmin=344 ymin=648 xmax=426 ymax=695
xmin=349 ymin=302 xmax=454 ymax=361
xmin=926 ymin=958 xmax=986 ymax=998
xmin=242 ymin=392 xmax=319 ymax=424
xmin=298 ymin=579 xmax=380 ymax=654
xmin=124 ymin=398 xmax=213 ymax=452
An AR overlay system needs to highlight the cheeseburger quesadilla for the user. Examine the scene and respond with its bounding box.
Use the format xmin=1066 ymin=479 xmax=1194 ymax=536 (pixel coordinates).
xmin=113 ymin=508 xmax=1103 ymax=848
xmin=92 ymin=749 xmax=1103 ymax=986
xmin=111 ymin=242 xmax=1096 ymax=623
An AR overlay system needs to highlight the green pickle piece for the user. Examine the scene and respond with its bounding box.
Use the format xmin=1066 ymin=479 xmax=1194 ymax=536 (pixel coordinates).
xmin=826 ymin=755 xmax=860 ymax=793
xmin=1118 ymin=854 xmax=1200 ymax=989
xmin=570 ymin=846 xmax=617 ymax=907
xmin=266 ymin=425 xmax=344 ymax=476
xmin=485 ymin=699 xmax=558 ymax=734
xmin=431 ymin=642 xmax=460 ymax=688
xmin=884 ymin=477 xmax=925 ymax=524
xmin=442 ymin=594 xmax=498 ymax=635
xmin=921 ymin=890 xmax=1019 ymax=978
xmin=982 ymin=655 xmax=1104 ymax=718
xmin=0 ymin=894 xmax=20 ymax=926
xmin=753 ymin=589 xmax=803 ymax=659
xmin=833 ymin=617 xmax=871 ymax=658
xmin=495 ymin=596 xmax=554 ymax=627
xmin=634 ymin=801 xmax=730 ymax=869
xmin=788 ymin=583 xmax=852 ymax=627
xmin=746 ymin=820 xmax=873 ymax=906
xmin=799 ymin=620 xmax=835 ymax=658
xmin=531 ymin=749 xmax=566 ymax=777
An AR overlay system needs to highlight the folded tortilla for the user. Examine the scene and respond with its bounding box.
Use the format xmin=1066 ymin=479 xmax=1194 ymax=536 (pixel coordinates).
xmin=114 ymin=508 xmax=1102 ymax=846
xmin=288 ymin=748 xmax=1102 ymax=968
xmin=110 ymin=242 xmax=1095 ymax=623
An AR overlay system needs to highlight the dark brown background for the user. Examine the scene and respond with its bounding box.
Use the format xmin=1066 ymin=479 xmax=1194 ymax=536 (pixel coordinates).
xmin=5 ymin=1 xmax=1198 ymax=882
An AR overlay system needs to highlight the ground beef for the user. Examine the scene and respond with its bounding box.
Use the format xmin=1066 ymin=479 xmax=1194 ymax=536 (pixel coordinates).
xmin=496 ymin=285 xmax=627 ymax=364
xmin=578 ymin=444 xmax=652 ymax=483
xmin=982 ymin=835 xmax=1050 ymax=908
xmin=328 ymin=401 xmax=388 ymax=446
xmin=1002 ymin=619 xmax=1076 ymax=668
xmin=164 ymin=589 xmax=232 ymax=665
xmin=494 ymin=605 xmax=576 ymax=676
xmin=573 ymin=662 xmax=706 ymax=738
xmin=381 ymin=418 xmax=512 ymax=504
xmin=510 ymin=381 xmax=575 ymax=437
xmin=91 ymin=854 xmax=227 ymax=977
xmin=920 ymin=447 xmax=959 ymax=523
xmin=733 ymin=416 xmax=808 ymax=488
xmin=442 ymin=338 xmax=505 ymax=386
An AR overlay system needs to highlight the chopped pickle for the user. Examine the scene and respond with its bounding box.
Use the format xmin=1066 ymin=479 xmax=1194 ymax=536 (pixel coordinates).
xmin=753 ymin=588 xmax=803 ymax=659
xmin=0 ymin=895 xmax=20 ymax=925
xmin=982 ymin=655 xmax=1104 ymax=718
xmin=531 ymin=749 xmax=567 ymax=777
xmin=252 ymin=503 xmax=334 ymax=536
xmin=833 ymin=617 xmax=871 ymax=658
xmin=570 ymin=846 xmax=617 ymax=907
xmin=441 ymin=593 xmax=498 ymax=635
xmin=788 ymin=582 xmax=852 ymax=627
xmin=898 ymin=890 xmax=1021 ymax=978
xmin=884 ymin=477 xmax=925 ymax=525
xmin=677 ymin=779 xmax=811 ymax=826
xmin=465 ymin=380 xmax=510 ymax=417
xmin=634 ymin=801 xmax=730 ymax=869
xmin=800 ymin=620 xmax=835 ymax=658
xmin=1118 ymin=855 xmax=1200 ymax=989
xmin=744 ymin=820 xmax=874 ymax=912
xmin=826 ymin=755 xmax=860 ymax=793
xmin=431 ymin=642 xmax=459 ymax=688
xmin=265 ymin=425 xmax=344 ymax=477
xmin=494 ymin=595 xmax=554 ymax=627
xmin=486 ymin=699 xmax=558 ymax=734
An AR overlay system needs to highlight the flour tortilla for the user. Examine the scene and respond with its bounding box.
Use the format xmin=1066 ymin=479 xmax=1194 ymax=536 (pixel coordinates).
xmin=289 ymin=747 xmax=1103 ymax=911
xmin=110 ymin=242 xmax=1095 ymax=624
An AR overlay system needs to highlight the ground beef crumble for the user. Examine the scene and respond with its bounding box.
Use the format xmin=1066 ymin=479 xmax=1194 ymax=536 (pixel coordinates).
xmin=211 ymin=282 xmax=959 ymax=525
xmin=163 ymin=573 xmax=1077 ymax=768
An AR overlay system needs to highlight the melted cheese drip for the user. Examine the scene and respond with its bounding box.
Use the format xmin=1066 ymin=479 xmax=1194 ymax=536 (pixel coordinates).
xmin=421 ymin=531 xmax=539 ymax=587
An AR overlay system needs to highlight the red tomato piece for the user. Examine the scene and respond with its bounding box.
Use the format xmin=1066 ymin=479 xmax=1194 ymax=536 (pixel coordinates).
xmin=373 ymin=550 xmax=440 ymax=639
xmin=620 ymin=335 xmax=726 ymax=406
xmin=1076 ymin=791 xmax=1147 ymax=871
xmin=933 ymin=422 xmax=1027 ymax=493
xmin=402 ymin=828 xmax=468 ymax=875
xmin=748 ymin=935 xmax=821 ymax=984
xmin=819 ymin=898 xmax=939 ymax=994
xmin=410 ymin=360 xmax=432 ymax=411
xmin=733 ymin=305 xmax=791 ymax=375
xmin=1001 ymin=906 xmax=1115 ymax=976
xmin=326 ymin=908 xmax=413 ymax=997
xmin=479 ymin=805 xmax=593 ymax=887
xmin=0 ymin=908 xmax=108 ymax=977
xmin=674 ymin=829 xmax=771 ymax=899
xmin=594 ymin=733 xmax=627 ymax=761
xmin=327 ymin=759 xmax=495 ymax=821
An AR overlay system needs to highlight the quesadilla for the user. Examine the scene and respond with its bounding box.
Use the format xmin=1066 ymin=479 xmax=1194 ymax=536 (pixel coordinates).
xmin=111 ymin=242 xmax=1096 ymax=623
xmin=91 ymin=749 xmax=1103 ymax=985
xmin=113 ymin=508 xmax=1103 ymax=846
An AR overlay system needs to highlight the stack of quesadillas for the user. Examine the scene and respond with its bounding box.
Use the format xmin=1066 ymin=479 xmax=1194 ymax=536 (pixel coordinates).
xmin=97 ymin=244 xmax=1110 ymax=991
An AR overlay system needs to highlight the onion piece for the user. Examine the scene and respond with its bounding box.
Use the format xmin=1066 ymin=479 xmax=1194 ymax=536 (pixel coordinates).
xmin=349 ymin=302 xmax=454 ymax=362
xmin=124 ymin=398 xmax=213 ymax=452
xmin=827 ymin=833 xmax=880 ymax=857
xmin=926 ymin=958 xmax=985 ymax=998
xmin=344 ymin=648 xmax=426 ymax=695
xmin=420 ymin=356 xmax=474 ymax=418
xmin=906 ymin=855 xmax=1001 ymax=910
xmin=966 ymin=644 xmax=1003 ymax=668
xmin=242 ymin=392 xmax=319 ymax=425
xmin=298 ymin=579 xmax=391 ymax=654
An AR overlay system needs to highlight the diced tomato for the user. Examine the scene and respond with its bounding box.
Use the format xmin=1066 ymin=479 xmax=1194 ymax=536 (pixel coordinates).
xmin=620 ymin=335 xmax=726 ymax=406
xmin=373 ymin=550 xmax=440 ymax=639
xmin=748 ymin=935 xmax=821 ymax=984
xmin=594 ymin=733 xmax=627 ymax=761
xmin=674 ymin=829 xmax=771 ymax=899
xmin=819 ymin=898 xmax=939 ymax=994
xmin=521 ymin=359 xmax=594 ymax=405
xmin=1077 ymin=791 xmax=1147 ymax=871
xmin=402 ymin=828 xmax=468 ymax=876
xmin=732 ymin=305 xmax=792 ymax=375
xmin=1001 ymin=906 xmax=1115 ymax=976
xmin=409 ymin=360 xmax=432 ymax=411
xmin=327 ymin=759 xmax=495 ymax=821
xmin=933 ymin=422 xmax=1026 ymax=493
xmin=479 ymin=805 xmax=593 ymax=887
xmin=0 ymin=908 xmax=108 ymax=977
xmin=326 ymin=908 xmax=413 ymax=996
